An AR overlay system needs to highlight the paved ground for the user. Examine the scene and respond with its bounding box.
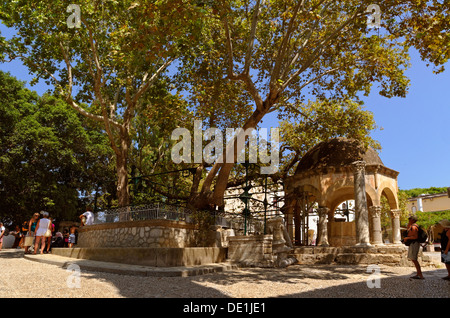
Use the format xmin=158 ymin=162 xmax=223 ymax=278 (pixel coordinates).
xmin=0 ymin=249 xmax=449 ymax=298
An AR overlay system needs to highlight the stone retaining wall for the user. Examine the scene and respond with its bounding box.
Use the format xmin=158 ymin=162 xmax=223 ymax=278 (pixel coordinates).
xmin=77 ymin=219 xmax=196 ymax=248
xmin=52 ymin=247 xmax=227 ymax=267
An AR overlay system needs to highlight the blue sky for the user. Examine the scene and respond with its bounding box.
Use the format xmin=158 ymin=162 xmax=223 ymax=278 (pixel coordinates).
xmin=360 ymin=50 xmax=450 ymax=190
xmin=1 ymin=24 xmax=449 ymax=191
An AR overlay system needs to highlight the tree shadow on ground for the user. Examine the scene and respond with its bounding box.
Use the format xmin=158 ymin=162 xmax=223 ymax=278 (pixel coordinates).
xmin=7 ymin=249 xmax=449 ymax=299
xmin=78 ymin=263 xmax=449 ymax=298
xmin=276 ymin=267 xmax=450 ymax=298
xmin=184 ymin=264 xmax=404 ymax=288
xmin=0 ymin=249 xmax=24 ymax=259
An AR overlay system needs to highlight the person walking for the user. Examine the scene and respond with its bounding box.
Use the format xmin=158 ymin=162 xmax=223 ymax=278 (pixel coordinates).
xmin=24 ymin=213 xmax=40 ymax=254
xmin=439 ymin=219 xmax=450 ymax=280
xmin=403 ymin=215 xmax=424 ymax=279
xmin=33 ymin=211 xmax=52 ymax=255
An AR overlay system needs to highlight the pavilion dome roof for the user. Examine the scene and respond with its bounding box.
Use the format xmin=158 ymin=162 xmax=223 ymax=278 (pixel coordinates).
xmin=294 ymin=137 xmax=383 ymax=175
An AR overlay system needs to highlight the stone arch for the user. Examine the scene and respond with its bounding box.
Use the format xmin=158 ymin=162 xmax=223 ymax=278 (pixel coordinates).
xmin=324 ymin=182 xmax=377 ymax=212
xmin=379 ymin=185 xmax=399 ymax=210
xmin=294 ymin=183 xmax=322 ymax=204
xmin=328 ymin=190 xmax=374 ymax=219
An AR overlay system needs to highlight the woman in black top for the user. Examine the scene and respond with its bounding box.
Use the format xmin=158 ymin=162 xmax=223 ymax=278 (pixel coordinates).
xmin=439 ymin=219 xmax=450 ymax=280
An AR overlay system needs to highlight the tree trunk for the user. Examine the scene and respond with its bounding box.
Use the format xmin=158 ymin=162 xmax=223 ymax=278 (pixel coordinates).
xmin=116 ymin=130 xmax=131 ymax=208
xmin=116 ymin=153 xmax=129 ymax=208
xmin=190 ymin=107 xmax=267 ymax=210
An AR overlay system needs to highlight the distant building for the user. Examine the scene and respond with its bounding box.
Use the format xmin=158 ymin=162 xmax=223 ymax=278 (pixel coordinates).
xmin=407 ymin=192 xmax=450 ymax=213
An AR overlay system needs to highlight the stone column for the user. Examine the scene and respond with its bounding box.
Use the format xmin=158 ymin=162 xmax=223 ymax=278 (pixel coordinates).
xmin=369 ymin=205 xmax=383 ymax=245
xmin=390 ymin=209 xmax=402 ymax=244
xmin=352 ymin=161 xmax=371 ymax=246
xmin=316 ymin=207 xmax=329 ymax=247
xmin=283 ymin=196 xmax=295 ymax=242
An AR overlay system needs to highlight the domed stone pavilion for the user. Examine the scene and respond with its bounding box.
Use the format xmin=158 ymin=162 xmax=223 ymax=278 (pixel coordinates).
xmin=283 ymin=138 xmax=401 ymax=247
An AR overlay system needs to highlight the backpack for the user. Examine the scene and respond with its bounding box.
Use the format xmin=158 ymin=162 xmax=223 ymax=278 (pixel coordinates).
xmin=417 ymin=225 xmax=428 ymax=244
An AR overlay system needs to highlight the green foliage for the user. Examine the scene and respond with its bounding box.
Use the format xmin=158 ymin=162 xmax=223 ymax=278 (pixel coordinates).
xmin=279 ymin=99 xmax=380 ymax=176
xmin=0 ymin=0 xmax=212 ymax=207
xmin=1 ymin=1 xmax=449 ymax=210
xmin=400 ymin=187 xmax=448 ymax=198
xmin=416 ymin=210 xmax=450 ymax=230
xmin=386 ymin=0 xmax=450 ymax=74
xmin=0 ymin=71 xmax=115 ymax=226
xmin=380 ymin=190 xmax=410 ymax=232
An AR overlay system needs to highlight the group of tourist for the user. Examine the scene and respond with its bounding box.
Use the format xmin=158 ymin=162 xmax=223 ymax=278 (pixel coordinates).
xmin=21 ymin=211 xmax=55 ymax=254
xmin=404 ymin=215 xmax=450 ymax=280
xmin=0 ymin=207 xmax=95 ymax=254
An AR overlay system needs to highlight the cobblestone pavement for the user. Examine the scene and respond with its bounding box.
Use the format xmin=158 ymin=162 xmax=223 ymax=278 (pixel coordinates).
xmin=1 ymin=249 xmax=449 ymax=298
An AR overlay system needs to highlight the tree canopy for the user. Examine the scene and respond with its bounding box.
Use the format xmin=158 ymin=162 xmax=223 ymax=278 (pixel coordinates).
xmin=1 ymin=0 xmax=449 ymax=213
xmin=0 ymin=0 xmax=209 ymax=207
xmin=0 ymin=71 xmax=115 ymax=226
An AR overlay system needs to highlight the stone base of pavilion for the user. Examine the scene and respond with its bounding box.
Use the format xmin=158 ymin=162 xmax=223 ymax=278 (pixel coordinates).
xmin=291 ymin=245 xmax=434 ymax=267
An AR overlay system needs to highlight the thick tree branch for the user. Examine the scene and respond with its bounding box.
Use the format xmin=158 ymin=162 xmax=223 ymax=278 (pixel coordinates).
xmin=244 ymin=0 xmax=261 ymax=75
xmin=222 ymin=14 xmax=238 ymax=79
xmin=282 ymin=8 xmax=365 ymax=89
xmin=271 ymin=0 xmax=305 ymax=84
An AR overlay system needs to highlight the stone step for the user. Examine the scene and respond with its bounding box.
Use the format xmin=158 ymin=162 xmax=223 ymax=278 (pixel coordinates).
xmin=334 ymin=253 xmax=405 ymax=265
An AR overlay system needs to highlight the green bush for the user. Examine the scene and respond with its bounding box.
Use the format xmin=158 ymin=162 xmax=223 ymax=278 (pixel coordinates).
xmin=416 ymin=210 xmax=450 ymax=229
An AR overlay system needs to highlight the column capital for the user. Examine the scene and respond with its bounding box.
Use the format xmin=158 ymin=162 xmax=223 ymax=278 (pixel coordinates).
xmin=369 ymin=205 xmax=382 ymax=218
xmin=351 ymin=160 xmax=366 ymax=173
xmin=390 ymin=209 xmax=402 ymax=219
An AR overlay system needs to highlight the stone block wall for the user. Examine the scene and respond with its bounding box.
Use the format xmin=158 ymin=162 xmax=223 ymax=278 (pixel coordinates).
xmin=291 ymin=245 xmax=440 ymax=267
xmin=52 ymin=246 xmax=227 ymax=267
xmin=77 ymin=219 xmax=197 ymax=248
xmin=227 ymin=235 xmax=274 ymax=267
xmin=328 ymin=222 xmax=357 ymax=247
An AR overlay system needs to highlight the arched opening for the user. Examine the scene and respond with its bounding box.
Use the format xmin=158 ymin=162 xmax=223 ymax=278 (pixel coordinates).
xmin=326 ymin=187 xmax=376 ymax=247
xmin=380 ymin=187 xmax=399 ymax=243
xmin=381 ymin=187 xmax=399 ymax=210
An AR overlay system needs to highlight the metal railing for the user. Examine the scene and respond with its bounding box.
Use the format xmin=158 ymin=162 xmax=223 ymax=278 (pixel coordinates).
xmin=94 ymin=203 xmax=194 ymax=224
xmin=93 ymin=203 xmax=285 ymax=235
